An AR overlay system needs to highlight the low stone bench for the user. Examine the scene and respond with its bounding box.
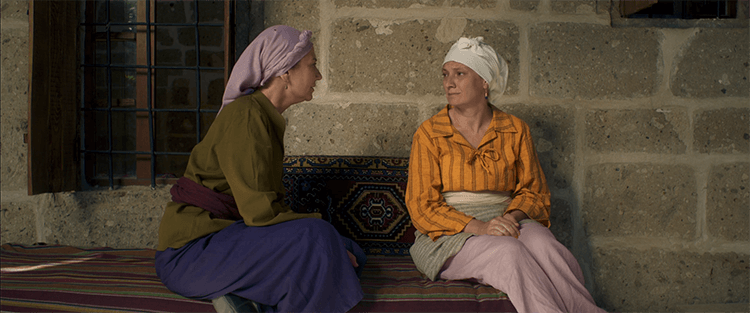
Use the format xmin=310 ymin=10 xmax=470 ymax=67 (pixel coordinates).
xmin=0 ymin=155 xmax=517 ymax=312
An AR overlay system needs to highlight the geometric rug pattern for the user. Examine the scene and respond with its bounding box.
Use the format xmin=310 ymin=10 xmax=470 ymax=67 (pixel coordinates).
xmin=283 ymin=156 xmax=415 ymax=256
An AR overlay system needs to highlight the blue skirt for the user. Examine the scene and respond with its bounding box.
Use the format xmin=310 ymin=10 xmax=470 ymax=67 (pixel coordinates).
xmin=155 ymin=218 xmax=365 ymax=312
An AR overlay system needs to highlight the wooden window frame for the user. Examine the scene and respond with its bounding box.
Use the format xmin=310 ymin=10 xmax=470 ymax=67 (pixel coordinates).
xmin=28 ymin=0 xmax=80 ymax=195
xmin=28 ymin=0 xmax=248 ymax=195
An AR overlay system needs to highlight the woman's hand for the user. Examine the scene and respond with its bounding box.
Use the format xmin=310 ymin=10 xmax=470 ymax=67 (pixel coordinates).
xmin=347 ymin=250 xmax=359 ymax=267
xmin=464 ymin=216 xmax=520 ymax=238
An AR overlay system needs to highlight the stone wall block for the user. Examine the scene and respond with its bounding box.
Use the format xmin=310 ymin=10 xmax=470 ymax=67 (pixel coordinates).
xmin=1 ymin=26 xmax=30 ymax=118
xmin=551 ymin=0 xmax=597 ymax=14
xmin=333 ymin=0 xmax=496 ymax=9
xmin=1 ymin=27 xmax=30 ymax=191
xmin=530 ymin=23 xmax=660 ymax=100
xmin=708 ymin=163 xmax=749 ymax=241
xmin=330 ymin=19 xmax=519 ymax=96
xmin=583 ymin=164 xmax=697 ymax=238
xmin=510 ymin=0 xmax=538 ymax=11
xmin=1 ymin=0 xmax=30 ymax=20
xmin=330 ymin=19 xmax=447 ymax=95
xmin=1 ymin=201 xmax=37 ymax=245
xmin=499 ymin=104 xmax=574 ymax=190
xmin=264 ymin=0 xmax=320 ymax=44
xmin=586 ymin=108 xmax=688 ymax=153
xmin=694 ymin=107 xmax=750 ymax=154
xmin=283 ymin=103 xmax=419 ymax=157
xmin=672 ymin=28 xmax=749 ymax=98
xmin=0 ymin=113 xmax=27 ymax=191
xmin=595 ymin=0 xmax=611 ymax=14
xmin=42 ymin=188 xmax=170 ymax=248
xmin=549 ymin=197 xmax=573 ymax=249
xmin=592 ymin=247 xmax=749 ymax=311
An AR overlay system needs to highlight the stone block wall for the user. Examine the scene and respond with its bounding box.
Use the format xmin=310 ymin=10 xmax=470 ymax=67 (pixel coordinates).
xmin=1 ymin=0 xmax=748 ymax=311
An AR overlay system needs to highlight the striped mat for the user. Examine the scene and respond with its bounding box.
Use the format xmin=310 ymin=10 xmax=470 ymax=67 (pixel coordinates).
xmin=0 ymin=244 xmax=213 ymax=312
xmin=353 ymin=255 xmax=516 ymax=312
xmin=1 ymin=244 xmax=515 ymax=312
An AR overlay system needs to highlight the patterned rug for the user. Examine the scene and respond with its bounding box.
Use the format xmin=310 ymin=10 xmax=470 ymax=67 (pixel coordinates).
xmin=283 ymin=155 xmax=416 ymax=256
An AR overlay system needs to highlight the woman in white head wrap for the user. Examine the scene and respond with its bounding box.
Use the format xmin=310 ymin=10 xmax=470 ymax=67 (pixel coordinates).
xmin=405 ymin=37 xmax=605 ymax=313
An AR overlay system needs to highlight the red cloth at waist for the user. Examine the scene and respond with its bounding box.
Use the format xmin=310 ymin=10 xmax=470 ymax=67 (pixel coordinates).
xmin=170 ymin=177 xmax=242 ymax=220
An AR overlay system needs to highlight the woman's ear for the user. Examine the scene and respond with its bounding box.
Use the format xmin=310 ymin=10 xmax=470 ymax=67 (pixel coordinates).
xmin=279 ymin=72 xmax=291 ymax=90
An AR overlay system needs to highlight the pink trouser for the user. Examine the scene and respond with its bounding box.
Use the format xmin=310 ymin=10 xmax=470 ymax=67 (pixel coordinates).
xmin=439 ymin=222 xmax=605 ymax=313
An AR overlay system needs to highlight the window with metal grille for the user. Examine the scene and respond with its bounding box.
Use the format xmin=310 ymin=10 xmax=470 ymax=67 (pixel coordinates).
xmin=80 ymin=0 xmax=234 ymax=188
xmin=620 ymin=0 xmax=738 ymax=18
xmin=612 ymin=0 xmax=748 ymax=27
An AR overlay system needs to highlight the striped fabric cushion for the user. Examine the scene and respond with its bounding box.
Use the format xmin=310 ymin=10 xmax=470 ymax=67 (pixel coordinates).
xmin=0 ymin=244 xmax=213 ymax=312
xmin=2 ymin=247 xmax=515 ymax=312
xmin=354 ymin=256 xmax=516 ymax=312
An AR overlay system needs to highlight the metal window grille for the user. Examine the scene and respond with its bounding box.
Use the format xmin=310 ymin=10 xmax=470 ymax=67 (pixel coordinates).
xmin=80 ymin=0 xmax=230 ymax=188
xmin=621 ymin=0 xmax=738 ymax=19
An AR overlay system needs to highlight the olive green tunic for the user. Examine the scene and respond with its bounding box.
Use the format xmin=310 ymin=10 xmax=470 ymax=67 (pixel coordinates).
xmin=157 ymin=92 xmax=321 ymax=251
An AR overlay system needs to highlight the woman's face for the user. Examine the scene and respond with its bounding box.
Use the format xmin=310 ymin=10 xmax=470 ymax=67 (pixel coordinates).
xmin=286 ymin=47 xmax=322 ymax=103
xmin=442 ymin=61 xmax=487 ymax=108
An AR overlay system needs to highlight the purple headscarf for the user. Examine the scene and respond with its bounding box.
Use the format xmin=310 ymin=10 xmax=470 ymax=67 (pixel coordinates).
xmin=219 ymin=25 xmax=313 ymax=114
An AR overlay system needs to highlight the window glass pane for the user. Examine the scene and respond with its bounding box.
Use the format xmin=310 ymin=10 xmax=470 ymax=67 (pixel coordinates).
xmin=179 ymin=27 xmax=199 ymax=66
xmin=94 ymin=0 xmax=108 ymax=23
xmin=85 ymin=67 xmax=109 ymax=108
xmin=155 ymin=0 xmax=195 ymax=24
xmin=153 ymin=71 xmax=222 ymax=109
xmin=155 ymin=69 xmax=196 ymax=109
xmin=155 ymin=154 xmax=189 ymax=178
xmin=155 ymin=26 xmax=183 ymax=65
xmin=111 ymin=68 xmax=138 ymax=107
xmin=111 ymin=111 xmax=138 ymax=151
xmin=95 ymin=37 xmax=108 ymax=65
xmin=183 ymin=27 xmax=226 ymax=67
xmin=197 ymin=0 xmax=224 ymax=23
xmin=201 ymin=69 xmax=224 ymax=110
xmin=85 ymin=153 xmax=143 ymax=186
xmin=194 ymin=26 xmax=224 ymax=67
xmin=200 ymin=112 xmax=217 ymax=140
xmin=109 ymin=0 xmax=138 ymax=24
xmin=112 ymin=153 xmax=137 ymax=178
xmin=85 ymin=153 xmax=111 ymax=184
xmin=110 ymin=26 xmax=138 ymax=65
xmin=154 ymin=111 xmax=199 ymax=153
xmin=83 ymin=111 xmax=111 ymax=151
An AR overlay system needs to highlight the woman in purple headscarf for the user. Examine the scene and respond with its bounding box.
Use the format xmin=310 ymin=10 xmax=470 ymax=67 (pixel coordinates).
xmin=154 ymin=25 xmax=365 ymax=312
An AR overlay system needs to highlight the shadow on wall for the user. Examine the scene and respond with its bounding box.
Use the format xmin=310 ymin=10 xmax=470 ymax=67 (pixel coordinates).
xmin=498 ymin=103 xmax=601 ymax=303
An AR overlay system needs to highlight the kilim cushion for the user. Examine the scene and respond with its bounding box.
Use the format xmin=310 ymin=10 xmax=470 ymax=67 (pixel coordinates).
xmin=283 ymin=155 xmax=415 ymax=256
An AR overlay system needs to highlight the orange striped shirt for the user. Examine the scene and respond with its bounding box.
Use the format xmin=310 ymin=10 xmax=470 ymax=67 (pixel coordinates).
xmin=406 ymin=105 xmax=551 ymax=240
